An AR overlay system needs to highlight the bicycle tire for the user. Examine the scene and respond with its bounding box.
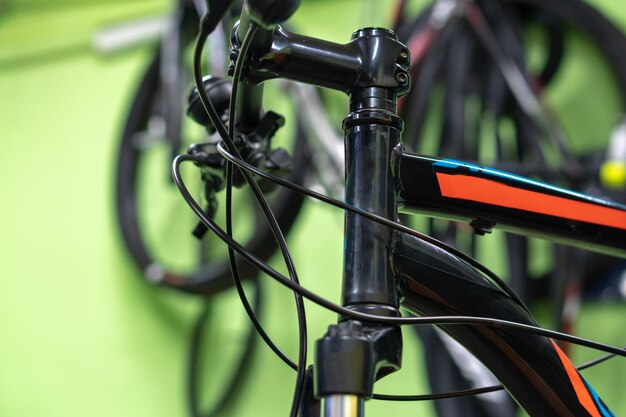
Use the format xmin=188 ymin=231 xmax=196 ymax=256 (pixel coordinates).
xmin=116 ymin=48 xmax=309 ymax=295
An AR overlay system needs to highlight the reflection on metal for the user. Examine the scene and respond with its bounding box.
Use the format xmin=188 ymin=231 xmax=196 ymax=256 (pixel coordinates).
xmin=322 ymin=395 xmax=363 ymax=417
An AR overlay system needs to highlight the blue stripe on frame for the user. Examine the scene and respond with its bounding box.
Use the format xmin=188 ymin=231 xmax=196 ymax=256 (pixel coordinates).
xmin=583 ymin=379 xmax=616 ymax=417
xmin=433 ymin=159 xmax=626 ymax=210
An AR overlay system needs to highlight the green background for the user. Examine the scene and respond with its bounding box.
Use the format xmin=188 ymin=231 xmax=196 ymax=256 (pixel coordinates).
xmin=1 ymin=0 xmax=625 ymax=416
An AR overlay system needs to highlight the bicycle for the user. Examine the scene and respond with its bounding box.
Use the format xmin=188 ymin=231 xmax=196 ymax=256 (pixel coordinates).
xmin=159 ymin=0 xmax=625 ymax=416
xmin=105 ymin=0 xmax=624 ymax=412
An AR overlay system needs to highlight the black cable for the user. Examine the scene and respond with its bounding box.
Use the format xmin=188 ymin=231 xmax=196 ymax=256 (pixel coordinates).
xmin=199 ymin=6 xmax=529 ymax=321
xmin=192 ymin=22 xmax=299 ymax=372
xmin=189 ymin=17 xmax=528 ymax=412
xmin=215 ymin=143 xmax=531 ymax=316
xmin=192 ymin=8 xmax=269 ymax=395
xmin=372 ymin=345 xmax=625 ymax=402
xmin=223 ymin=22 xmax=307 ymax=417
xmin=222 ymin=170 xmax=298 ymax=368
xmin=372 ymin=385 xmax=502 ymax=402
xmin=172 ymin=154 xmax=626 ymax=359
xmin=577 ymin=351 xmax=620 ymax=371
xmin=182 ymin=2 xmax=623 ymax=406
xmin=189 ymin=2 xmax=301 ymax=415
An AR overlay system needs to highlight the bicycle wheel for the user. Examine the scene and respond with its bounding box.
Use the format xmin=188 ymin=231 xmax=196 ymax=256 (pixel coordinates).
xmin=116 ymin=47 xmax=309 ymax=295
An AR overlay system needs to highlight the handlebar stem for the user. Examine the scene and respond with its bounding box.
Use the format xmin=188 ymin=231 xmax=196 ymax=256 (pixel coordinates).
xmin=234 ymin=26 xmax=410 ymax=95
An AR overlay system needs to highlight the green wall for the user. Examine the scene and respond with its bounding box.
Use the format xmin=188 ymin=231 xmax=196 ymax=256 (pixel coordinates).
xmin=0 ymin=1 xmax=624 ymax=416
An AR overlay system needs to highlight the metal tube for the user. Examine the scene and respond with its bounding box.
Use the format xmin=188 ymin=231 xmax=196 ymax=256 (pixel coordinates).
xmin=341 ymin=88 xmax=403 ymax=307
xmin=322 ymin=395 xmax=364 ymax=417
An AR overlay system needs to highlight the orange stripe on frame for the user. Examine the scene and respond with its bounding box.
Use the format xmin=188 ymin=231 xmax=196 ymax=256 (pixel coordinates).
xmin=435 ymin=173 xmax=626 ymax=230
xmin=550 ymin=340 xmax=602 ymax=417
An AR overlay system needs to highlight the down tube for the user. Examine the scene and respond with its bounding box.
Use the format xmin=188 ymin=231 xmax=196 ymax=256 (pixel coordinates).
xmin=392 ymin=232 xmax=615 ymax=417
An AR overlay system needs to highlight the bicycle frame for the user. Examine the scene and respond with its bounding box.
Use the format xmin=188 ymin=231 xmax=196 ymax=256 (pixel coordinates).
xmin=395 ymin=233 xmax=618 ymax=417
xmin=398 ymin=154 xmax=626 ymax=257
xmin=220 ymin=2 xmax=626 ymax=415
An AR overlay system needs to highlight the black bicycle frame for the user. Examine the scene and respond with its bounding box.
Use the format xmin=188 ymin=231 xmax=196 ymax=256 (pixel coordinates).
xmin=232 ymin=2 xmax=624 ymax=415
xmin=398 ymin=154 xmax=626 ymax=257
xmin=394 ymin=233 xmax=618 ymax=417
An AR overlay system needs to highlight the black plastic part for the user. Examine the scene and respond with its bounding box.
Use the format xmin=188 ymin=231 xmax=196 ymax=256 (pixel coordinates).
xmin=187 ymin=76 xmax=232 ymax=132
xmin=314 ymin=318 xmax=402 ymax=400
xmin=359 ymin=319 xmax=403 ymax=381
xmin=224 ymin=110 xmax=288 ymax=190
xmin=192 ymin=218 xmax=209 ymax=239
xmin=314 ymin=321 xmax=375 ymax=398
xmin=203 ymin=0 xmax=237 ymax=33
xmin=244 ymin=0 xmax=301 ymax=29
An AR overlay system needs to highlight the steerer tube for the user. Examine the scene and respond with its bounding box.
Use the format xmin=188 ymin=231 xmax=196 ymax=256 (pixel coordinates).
xmin=341 ymin=86 xmax=403 ymax=308
xmin=339 ymin=27 xmax=409 ymax=311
